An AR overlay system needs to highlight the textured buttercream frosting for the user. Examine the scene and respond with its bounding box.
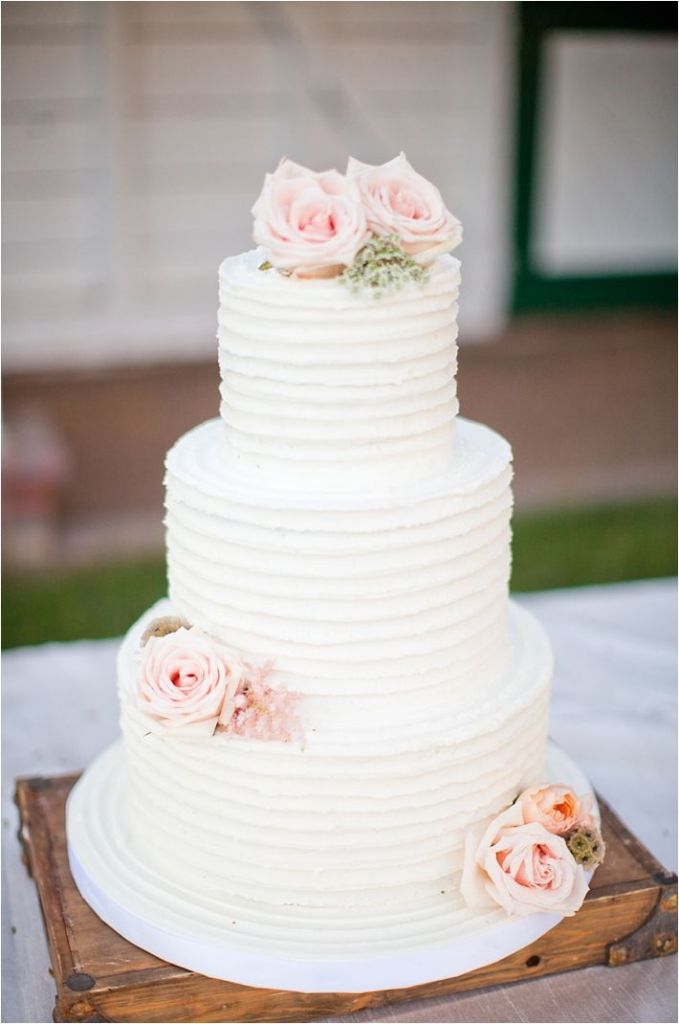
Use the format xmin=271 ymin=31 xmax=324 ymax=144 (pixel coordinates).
xmin=120 ymin=598 xmax=551 ymax=911
xmin=165 ymin=417 xmax=513 ymax=702
xmin=116 ymin=242 xmax=554 ymax=929
xmin=217 ymin=249 xmax=460 ymax=487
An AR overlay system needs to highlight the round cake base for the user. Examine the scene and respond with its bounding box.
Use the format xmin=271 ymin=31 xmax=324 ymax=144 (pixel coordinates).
xmin=67 ymin=741 xmax=594 ymax=993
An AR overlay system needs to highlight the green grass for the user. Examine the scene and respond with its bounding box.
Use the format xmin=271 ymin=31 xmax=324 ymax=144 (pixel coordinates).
xmin=3 ymin=558 xmax=167 ymax=650
xmin=511 ymin=498 xmax=677 ymax=591
xmin=3 ymin=499 xmax=676 ymax=650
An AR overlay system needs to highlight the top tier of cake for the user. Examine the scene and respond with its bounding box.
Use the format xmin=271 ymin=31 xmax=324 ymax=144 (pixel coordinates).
xmin=218 ymin=249 xmax=460 ymax=490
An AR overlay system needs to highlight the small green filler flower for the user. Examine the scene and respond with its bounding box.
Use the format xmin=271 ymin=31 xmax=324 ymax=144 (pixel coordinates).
xmin=566 ymin=826 xmax=606 ymax=868
xmin=341 ymin=234 xmax=428 ymax=298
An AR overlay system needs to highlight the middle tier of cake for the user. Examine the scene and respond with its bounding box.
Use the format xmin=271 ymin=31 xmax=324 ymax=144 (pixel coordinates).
xmin=164 ymin=416 xmax=513 ymax=707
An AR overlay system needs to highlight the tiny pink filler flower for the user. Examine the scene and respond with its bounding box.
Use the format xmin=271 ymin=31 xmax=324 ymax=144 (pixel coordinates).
xmin=252 ymin=158 xmax=369 ymax=278
xmin=347 ymin=152 xmax=462 ymax=264
xmin=225 ymin=664 xmax=302 ymax=743
xmin=137 ymin=626 xmax=245 ymax=735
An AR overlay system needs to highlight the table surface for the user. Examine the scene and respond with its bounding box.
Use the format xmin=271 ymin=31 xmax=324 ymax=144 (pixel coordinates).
xmin=2 ymin=579 xmax=677 ymax=1024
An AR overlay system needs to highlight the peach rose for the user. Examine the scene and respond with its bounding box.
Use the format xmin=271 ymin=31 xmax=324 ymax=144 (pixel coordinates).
xmin=137 ymin=627 xmax=245 ymax=735
xmin=347 ymin=152 xmax=462 ymax=264
xmin=252 ymin=158 xmax=369 ymax=278
xmin=520 ymin=784 xmax=589 ymax=835
xmin=461 ymin=801 xmax=588 ymax=917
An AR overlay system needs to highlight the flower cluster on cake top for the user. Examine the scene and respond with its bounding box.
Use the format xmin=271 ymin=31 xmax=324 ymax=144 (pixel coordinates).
xmin=134 ymin=615 xmax=303 ymax=743
xmin=252 ymin=153 xmax=462 ymax=293
xmin=461 ymin=783 xmax=605 ymax=917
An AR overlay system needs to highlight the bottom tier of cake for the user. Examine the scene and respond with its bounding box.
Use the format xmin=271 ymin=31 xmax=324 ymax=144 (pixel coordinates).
xmin=67 ymin=741 xmax=593 ymax=991
xmin=115 ymin=598 xmax=552 ymax=913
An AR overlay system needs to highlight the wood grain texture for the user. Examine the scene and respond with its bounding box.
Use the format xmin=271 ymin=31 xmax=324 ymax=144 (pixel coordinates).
xmin=14 ymin=773 xmax=677 ymax=1024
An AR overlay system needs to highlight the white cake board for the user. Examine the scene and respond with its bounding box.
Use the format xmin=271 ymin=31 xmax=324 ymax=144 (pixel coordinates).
xmin=67 ymin=741 xmax=595 ymax=994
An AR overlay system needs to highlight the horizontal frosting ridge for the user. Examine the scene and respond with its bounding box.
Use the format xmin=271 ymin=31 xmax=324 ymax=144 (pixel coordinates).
xmin=216 ymin=250 xmax=461 ymax=487
xmin=119 ymin=599 xmax=550 ymax=909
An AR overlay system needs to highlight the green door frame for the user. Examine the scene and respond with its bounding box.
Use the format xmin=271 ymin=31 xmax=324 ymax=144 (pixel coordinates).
xmin=513 ymin=2 xmax=677 ymax=313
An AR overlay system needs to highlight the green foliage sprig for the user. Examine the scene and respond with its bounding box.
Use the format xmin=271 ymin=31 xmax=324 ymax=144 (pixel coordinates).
xmin=341 ymin=234 xmax=427 ymax=298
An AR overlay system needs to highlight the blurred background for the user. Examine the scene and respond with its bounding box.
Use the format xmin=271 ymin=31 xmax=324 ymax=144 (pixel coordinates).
xmin=2 ymin=1 xmax=677 ymax=647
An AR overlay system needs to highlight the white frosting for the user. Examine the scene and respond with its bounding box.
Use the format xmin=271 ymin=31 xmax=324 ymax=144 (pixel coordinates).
xmin=164 ymin=417 xmax=513 ymax=697
xmin=68 ymin=742 xmax=591 ymax=981
xmin=217 ymin=249 xmax=460 ymax=487
xmin=119 ymin=598 xmax=551 ymax=910
xmin=113 ymin=245 xmax=555 ymax=929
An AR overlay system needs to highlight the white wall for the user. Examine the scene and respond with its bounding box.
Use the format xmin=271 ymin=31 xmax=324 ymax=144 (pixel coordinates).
xmin=2 ymin=2 xmax=515 ymax=371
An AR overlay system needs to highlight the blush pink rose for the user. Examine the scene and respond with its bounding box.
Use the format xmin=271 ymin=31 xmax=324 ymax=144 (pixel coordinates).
xmin=520 ymin=784 xmax=590 ymax=835
xmin=461 ymin=801 xmax=588 ymax=917
xmin=347 ymin=152 xmax=462 ymax=264
xmin=137 ymin=627 xmax=245 ymax=735
xmin=252 ymin=158 xmax=369 ymax=278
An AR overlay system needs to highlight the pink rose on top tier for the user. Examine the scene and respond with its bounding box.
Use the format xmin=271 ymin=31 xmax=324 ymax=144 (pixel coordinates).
xmin=347 ymin=152 xmax=462 ymax=264
xmin=252 ymin=158 xmax=369 ymax=278
xmin=519 ymin=784 xmax=591 ymax=836
xmin=137 ymin=627 xmax=245 ymax=735
xmin=460 ymin=800 xmax=589 ymax=917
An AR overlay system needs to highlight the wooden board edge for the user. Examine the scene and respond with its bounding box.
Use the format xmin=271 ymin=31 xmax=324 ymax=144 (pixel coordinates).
xmin=15 ymin=776 xmax=84 ymax=992
xmin=51 ymin=885 xmax=674 ymax=1023
xmin=595 ymin=793 xmax=678 ymax=887
xmin=51 ymin=889 xmax=669 ymax=1024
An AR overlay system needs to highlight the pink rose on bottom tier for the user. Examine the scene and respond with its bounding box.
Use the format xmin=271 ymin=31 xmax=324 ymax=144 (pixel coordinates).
xmin=461 ymin=800 xmax=589 ymax=917
xmin=137 ymin=627 xmax=245 ymax=735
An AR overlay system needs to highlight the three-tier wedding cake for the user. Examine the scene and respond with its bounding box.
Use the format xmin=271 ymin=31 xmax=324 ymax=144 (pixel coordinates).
xmin=67 ymin=154 xmax=603 ymax=991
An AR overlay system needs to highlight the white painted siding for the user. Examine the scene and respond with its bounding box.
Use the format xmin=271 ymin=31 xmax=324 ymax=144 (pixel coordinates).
xmin=3 ymin=2 xmax=514 ymax=370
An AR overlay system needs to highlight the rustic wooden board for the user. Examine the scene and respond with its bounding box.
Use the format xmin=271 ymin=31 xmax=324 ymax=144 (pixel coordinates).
xmin=15 ymin=773 xmax=677 ymax=1024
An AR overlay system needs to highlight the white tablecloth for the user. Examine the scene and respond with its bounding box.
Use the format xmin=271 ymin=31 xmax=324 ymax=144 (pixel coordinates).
xmin=2 ymin=579 xmax=677 ymax=1023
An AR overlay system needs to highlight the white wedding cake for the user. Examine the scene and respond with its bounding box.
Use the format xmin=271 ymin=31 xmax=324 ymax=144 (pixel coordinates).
xmin=69 ymin=156 xmax=602 ymax=987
